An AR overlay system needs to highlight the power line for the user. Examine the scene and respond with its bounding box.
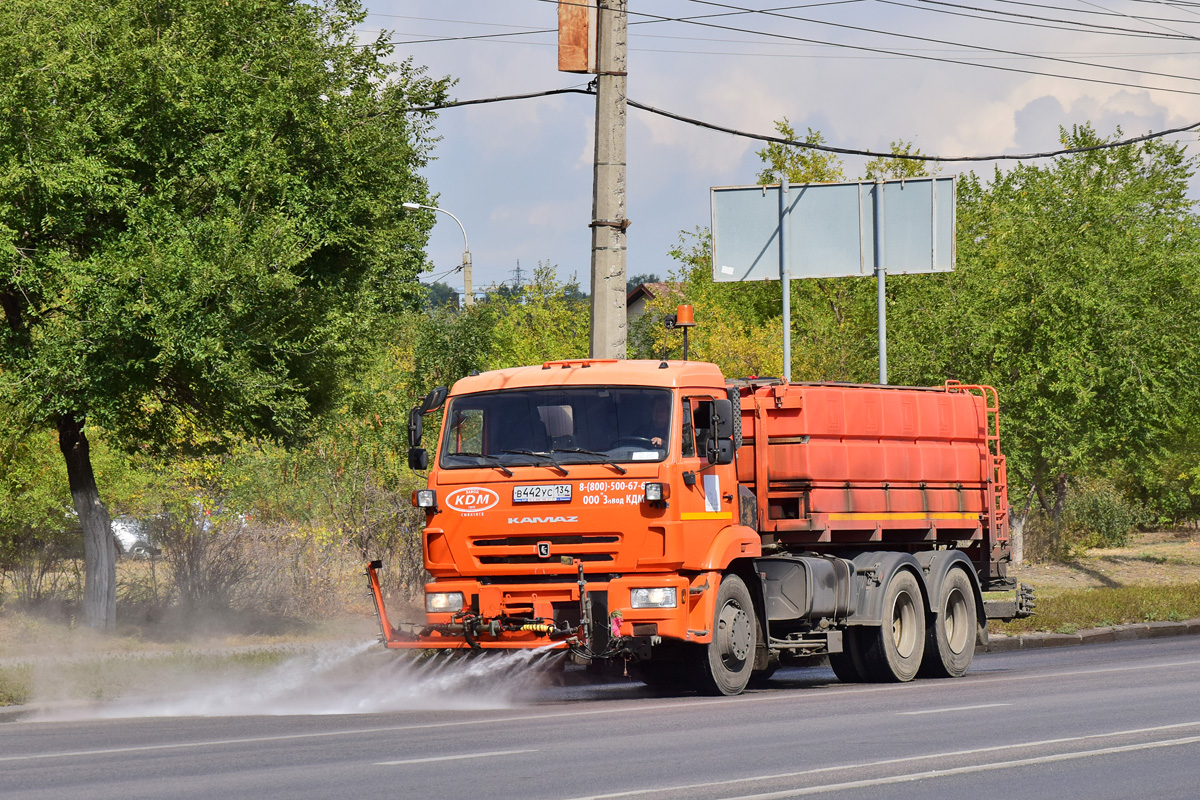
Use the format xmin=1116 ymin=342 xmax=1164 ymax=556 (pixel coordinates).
xmin=898 ymin=0 xmax=1200 ymax=38
xmin=1070 ymin=0 xmax=1198 ymax=35
xmin=403 ymin=86 xmax=1200 ymax=163
xmin=525 ymin=0 xmax=1200 ymax=95
xmin=387 ymin=1 xmax=861 ymax=46
xmin=673 ymin=0 xmax=1200 ymax=80
xmin=363 ymin=28 xmax=1199 ymax=60
xmin=953 ymin=0 xmax=1200 ymax=26
xmin=387 ymin=1 xmax=1200 ymax=94
xmin=368 ymin=23 xmax=1194 ymax=57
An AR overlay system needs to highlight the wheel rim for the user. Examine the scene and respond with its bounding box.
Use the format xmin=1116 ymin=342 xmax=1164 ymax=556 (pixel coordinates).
xmin=717 ymin=600 xmax=752 ymax=668
xmin=890 ymin=590 xmax=918 ymax=659
xmin=944 ymin=586 xmax=970 ymax=655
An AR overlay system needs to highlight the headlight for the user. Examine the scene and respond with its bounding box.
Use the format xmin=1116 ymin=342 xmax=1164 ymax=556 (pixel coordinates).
xmin=413 ymin=489 xmax=437 ymax=509
xmin=644 ymin=483 xmax=669 ymax=503
xmin=425 ymin=591 xmax=464 ymax=613
xmin=630 ymin=587 xmax=677 ymax=609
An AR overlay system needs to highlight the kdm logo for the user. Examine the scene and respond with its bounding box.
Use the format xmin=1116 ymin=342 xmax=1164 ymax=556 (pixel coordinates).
xmin=445 ymin=487 xmax=499 ymax=513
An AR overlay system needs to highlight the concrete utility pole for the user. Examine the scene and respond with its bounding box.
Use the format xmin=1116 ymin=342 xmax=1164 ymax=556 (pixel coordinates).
xmin=588 ymin=0 xmax=628 ymax=359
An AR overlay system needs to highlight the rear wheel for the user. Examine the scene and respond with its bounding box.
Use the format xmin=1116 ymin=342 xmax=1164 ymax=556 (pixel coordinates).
xmin=692 ymin=574 xmax=756 ymax=695
xmin=827 ymin=628 xmax=866 ymax=683
xmin=859 ymin=570 xmax=926 ymax=682
xmin=919 ymin=568 xmax=977 ymax=678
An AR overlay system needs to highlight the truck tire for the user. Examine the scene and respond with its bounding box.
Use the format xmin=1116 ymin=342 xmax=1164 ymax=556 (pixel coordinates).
xmin=858 ymin=570 xmax=926 ymax=682
xmin=632 ymin=659 xmax=685 ymax=689
xmin=919 ymin=567 xmax=976 ymax=678
xmin=693 ymin=574 xmax=756 ymax=696
xmin=827 ymin=628 xmax=866 ymax=683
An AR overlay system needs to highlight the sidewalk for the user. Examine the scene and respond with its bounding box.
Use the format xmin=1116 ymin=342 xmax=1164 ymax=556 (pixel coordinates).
xmin=984 ymin=617 xmax=1200 ymax=652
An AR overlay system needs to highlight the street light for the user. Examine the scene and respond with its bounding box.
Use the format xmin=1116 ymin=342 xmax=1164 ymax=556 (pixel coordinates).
xmin=403 ymin=202 xmax=473 ymax=307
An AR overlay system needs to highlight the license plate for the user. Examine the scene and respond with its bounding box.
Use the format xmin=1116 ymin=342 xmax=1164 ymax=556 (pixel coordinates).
xmin=513 ymin=484 xmax=572 ymax=503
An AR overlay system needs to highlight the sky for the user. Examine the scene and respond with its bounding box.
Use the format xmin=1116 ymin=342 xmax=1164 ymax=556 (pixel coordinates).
xmin=361 ymin=0 xmax=1200 ymax=295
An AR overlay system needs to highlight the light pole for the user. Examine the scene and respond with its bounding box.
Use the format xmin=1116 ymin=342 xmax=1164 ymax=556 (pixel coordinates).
xmin=403 ymin=202 xmax=473 ymax=307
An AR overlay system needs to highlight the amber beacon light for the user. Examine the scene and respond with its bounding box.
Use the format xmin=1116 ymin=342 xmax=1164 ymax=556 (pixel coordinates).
xmin=665 ymin=304 xmax=696 ymax=360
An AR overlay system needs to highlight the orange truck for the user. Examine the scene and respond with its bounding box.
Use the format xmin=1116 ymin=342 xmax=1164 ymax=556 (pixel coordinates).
xmin=367 ymin=357 xmax=1032 ymax=695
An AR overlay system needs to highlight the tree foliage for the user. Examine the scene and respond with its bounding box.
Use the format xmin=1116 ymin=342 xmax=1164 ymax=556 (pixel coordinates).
xmin=889 ymin=125 xmax=1200 ymax=519
xmin=755 ymin=119 xmax=845 ymax=185
xmin=0 ymin=0 xmax=448 ymax=627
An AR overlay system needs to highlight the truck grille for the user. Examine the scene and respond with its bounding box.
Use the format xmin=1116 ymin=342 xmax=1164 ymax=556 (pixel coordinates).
xmin=479 ymin=553 xmax=614 ymax=565
xmin=474 ymin=535 xmax=619 ymax=546
xmin=471 ymin=533 xmax=620 ymax=567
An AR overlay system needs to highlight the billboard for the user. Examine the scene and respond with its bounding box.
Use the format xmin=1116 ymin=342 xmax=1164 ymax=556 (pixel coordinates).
xmin=711 ymin=177 xmax=955 ymax=282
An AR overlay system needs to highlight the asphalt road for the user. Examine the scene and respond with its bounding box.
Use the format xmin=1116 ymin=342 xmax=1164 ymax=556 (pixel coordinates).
xmin=3 ymin=636 xmax=1200 ymax=800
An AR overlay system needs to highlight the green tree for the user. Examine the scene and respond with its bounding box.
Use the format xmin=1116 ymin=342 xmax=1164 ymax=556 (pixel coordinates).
xmin=645 ymin=122 xmax=878 ymax=381
xmin=0 ymin=0 xmax=448 ymax=628
xmin=863 ymin=140 xmax=937 ymax=180
xmin=755 ymin=119 xmax=845 ymax=185
xmin=890 ymin=125 xmax=1200 ymax=524
xmin=486 ymin=263 xmax=589 ymax=370
xmin=424 ymin=282 xmax=459 ymax=309
xmin=626 ymin=272 xmax=661 ymax=294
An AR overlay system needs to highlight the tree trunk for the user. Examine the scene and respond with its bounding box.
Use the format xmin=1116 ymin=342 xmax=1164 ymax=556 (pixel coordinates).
xmin=1051 ymin=472 xmax=1069 ymax=522
xmin=57 ymin=414 xmax=116 ymax=630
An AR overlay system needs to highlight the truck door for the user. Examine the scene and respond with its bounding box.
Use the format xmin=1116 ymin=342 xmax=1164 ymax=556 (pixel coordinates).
xmin=679 ymin=396 xmax=733 ymax=525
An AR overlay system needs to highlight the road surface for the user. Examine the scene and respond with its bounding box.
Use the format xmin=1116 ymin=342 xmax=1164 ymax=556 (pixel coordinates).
xmin=3 ymin=636 xmax=1199 ymax=800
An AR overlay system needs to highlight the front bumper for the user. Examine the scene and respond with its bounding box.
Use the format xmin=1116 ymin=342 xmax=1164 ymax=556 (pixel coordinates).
xmin=365 ymin=561 xmax=692 ymax=657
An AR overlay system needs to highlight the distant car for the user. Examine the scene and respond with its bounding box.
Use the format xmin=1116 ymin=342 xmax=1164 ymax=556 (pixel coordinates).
xmin=111 ymin=516 xmax=161 ymax=557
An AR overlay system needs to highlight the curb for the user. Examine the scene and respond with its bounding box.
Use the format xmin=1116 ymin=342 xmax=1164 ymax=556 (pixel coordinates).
xmin=984 ymin=617 xmax=1200 ymax=653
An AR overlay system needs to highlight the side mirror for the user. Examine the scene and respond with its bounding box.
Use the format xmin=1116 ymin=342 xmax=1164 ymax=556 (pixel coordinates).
xmin=420 ymin=386 xmax=448 ymax=414
xmin=706 ymin=398 xmax=735 ymax=465
xmin=712 ymin=399 xmax=734 ymax=439
xmin=407 ymin=447 xmax=429 ymax=471
xmin=408 ymin=406 xmax=423 ymax=449
xmin=706 ymin=438 xmax=734 ymax=465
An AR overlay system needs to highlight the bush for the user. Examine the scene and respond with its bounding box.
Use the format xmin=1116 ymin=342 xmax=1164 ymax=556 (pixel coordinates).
xmin=0 ymin=525 xmax=82 ymax=610
xmin=1020 ymin=476 xmax=1149 ymax=561
xmin=153 ymin=503 xmax=252 ymax=614
xmin=1062 ymin=476 xmax=1149 ymax=551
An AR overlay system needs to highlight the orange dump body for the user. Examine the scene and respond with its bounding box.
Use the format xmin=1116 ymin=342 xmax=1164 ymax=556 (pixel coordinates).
xmin=735 ymin=379 xmax=1010 ymax=581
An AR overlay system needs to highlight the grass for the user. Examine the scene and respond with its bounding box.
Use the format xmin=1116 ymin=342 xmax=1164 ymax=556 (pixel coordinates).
xmin=0 ymin=646 xmax=304 ymax=707
xmin=0 ymin=665 xmax=32 ymax=706
xmin=993 ymin=582 xmax=1200 ymax=636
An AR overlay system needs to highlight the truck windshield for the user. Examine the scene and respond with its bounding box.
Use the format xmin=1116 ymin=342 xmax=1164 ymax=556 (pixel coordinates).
xmin=439 ymin=387 xmax=672 ymax=469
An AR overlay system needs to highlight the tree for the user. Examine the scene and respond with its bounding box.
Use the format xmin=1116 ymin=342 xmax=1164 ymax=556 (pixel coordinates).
xmin=889 ymin=125 xmax=1200 ymax=525
xmin=643 ymin=124 xmax=879 ymax=380
xmin=0 ymin=0 xmax=448 ymax=628
xmin=424 ymin=282 xmax=459 ymax=309
xmin=755 ymin=119 xmax=845 ymax=185
xmin=626 ymin=273 xmax=661 ymax=294
xmin=486 ymin=263 xmax=589 ymax=370
xmin=863 ymin=140 xmax=937 ymax=180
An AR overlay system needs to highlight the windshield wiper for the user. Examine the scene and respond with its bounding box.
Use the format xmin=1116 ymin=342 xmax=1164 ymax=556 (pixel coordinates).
xmin=501 ymin=449 xmax=570 ymax=476
xmin=450 ymin=451 xmax=514 ymax=477
xmin=552 ymin=448 xmax=628 ymax=475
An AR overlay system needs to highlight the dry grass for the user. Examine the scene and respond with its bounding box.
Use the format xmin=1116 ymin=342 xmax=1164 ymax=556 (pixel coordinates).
xmin=996 ymin=529 xmax=1200 ymax=634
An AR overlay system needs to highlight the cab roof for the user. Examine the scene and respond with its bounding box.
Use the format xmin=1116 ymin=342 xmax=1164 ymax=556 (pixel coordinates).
xmin=449 ymin=359 xmax=726 ymax=396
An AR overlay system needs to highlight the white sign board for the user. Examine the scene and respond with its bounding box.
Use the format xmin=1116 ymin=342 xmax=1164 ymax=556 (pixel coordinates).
xmin=711 ymin=177 xmax=955 ymax=281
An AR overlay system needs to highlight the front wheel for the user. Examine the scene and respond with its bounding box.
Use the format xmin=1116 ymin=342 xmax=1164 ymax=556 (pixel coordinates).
xmin=692 ymin=574 xmax=757 ymax=695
